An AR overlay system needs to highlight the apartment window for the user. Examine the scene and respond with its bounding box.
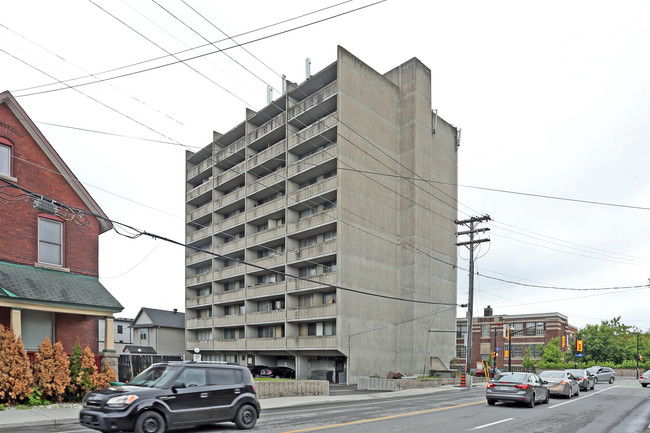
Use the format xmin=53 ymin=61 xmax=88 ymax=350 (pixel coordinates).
xmin=298 ymin=207 xmax=318 ymax=219
xmin=456 ymin=325 xmax=467 ymax=339
xmin=38 ymin=217 xmax=63 ymax=266
xmin=299 ymin=265 xmax=317 ymax=277
xmin=322 ymin=170 xmax=336 ymax=179
xmin=299 ymin=236 xmax=317 ymax=248
xmin=322 ymin=200 xmax=337 ymax=210
xmin=256 ymin=222 xmax=268 ymax=232
xmin=198 ymin=308 xmax=212 ymax=318
xmin=224 ymin=328 xmax=238 ymax=340
xmin=196 ymin=265 xmax=211 ymax=275
xmin=529 ymin=322 xmax=546 ymax=336
xmin=323 ymin=292 xmax=336 ymax=304
xmin=0 ymin=141 xmax=11 ymax=176
xmin=481 ymin=324 xmax=490 ymax=338
xmin=224 ymin=304 xmax=243 ymax=316
xmin=323 ymin=261 xmax=336 ymax=273
xmin=223 ymin=231 xmax=243 ymax=243
xmin=299 ymin=294 xmax=313 ymax=307
xmin=511 ymin=344 xmax=523 ymax=358
xmin=323 ymin=321 xmax=336 ymax=336
xmin=258 ymin=300 xmax=272 ymax=312
xmin=257 ymin=248 xmax=278 ymax=258
xmin=456 ymin=345 xmax=466 ymax=358
xmin=197 ymin=329 xmax=212 ymax=340
xmin=513 ymin=322 xmax=524 ymax=336
xmin=298 ymin=178 xmax=317 ymax=188
xmin=197 ymin=287 xmax=211 ymax=296
xmin=323 ymin=230 xmax=337 ymax=242
xmin=224 ymin=280 xmax=243 ymax=292
xmin=258 ymin=326 xmax=282 ymax=338
xmin=257 ymin=273 xmax=277 ymax=284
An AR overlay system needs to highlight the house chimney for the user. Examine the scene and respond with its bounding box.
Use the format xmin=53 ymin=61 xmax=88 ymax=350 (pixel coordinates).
xmin=484 ymin=305 xmax=493 ymax=317
xmin=173 ymin=308 xmax=178 ymax=314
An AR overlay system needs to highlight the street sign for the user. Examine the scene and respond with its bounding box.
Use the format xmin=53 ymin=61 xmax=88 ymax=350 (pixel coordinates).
xmin=496 ymin=347 xmax=500 ymax=351
xmin=576 ymin=353 xmax=584 ymax=357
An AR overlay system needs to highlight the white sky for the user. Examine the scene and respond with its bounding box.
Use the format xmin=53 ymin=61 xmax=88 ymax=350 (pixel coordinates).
xmin=3 ymin=0 xmax=650 ymax=330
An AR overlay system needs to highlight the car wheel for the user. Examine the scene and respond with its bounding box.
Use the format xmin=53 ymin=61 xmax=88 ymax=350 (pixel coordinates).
xmin=594 ymin=377 xmax=598 ymax=384
xmin=544 ymin=391 xmax=550 ymax=404
xmin=609 ymin=377 xmax=615 ymax=384
xmin=567 ymin=388 xmax=572 ymax=399
xmin=527 ymin=393 xmax=535 ymax=408
xmin=234 ymin=404 xmax=258 ymax=430
xmin=487 ymin=399 xmax=496 ymax=406
xmin=134 ymin=411 xmax=165 ymax=433
xmin=274 ymin=374 xmax=281 ymax=379
xmin=642 ymin=383 xmax=648 ymax=388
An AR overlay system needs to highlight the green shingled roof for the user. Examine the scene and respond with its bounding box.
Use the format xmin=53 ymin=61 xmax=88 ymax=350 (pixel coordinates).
xmin=0 ymin=261 xmax=122 ymax=312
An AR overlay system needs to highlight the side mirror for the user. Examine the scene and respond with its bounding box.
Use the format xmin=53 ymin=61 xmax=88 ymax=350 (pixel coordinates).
xmin=171 ymin=382 xmax=186 ymax=393
xmin=542 ymin=380 xmax=548 ymax=385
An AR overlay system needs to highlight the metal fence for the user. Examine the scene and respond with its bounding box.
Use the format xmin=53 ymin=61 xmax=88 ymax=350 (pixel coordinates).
xmin=117 ymin=354 xmax=182 ymax=382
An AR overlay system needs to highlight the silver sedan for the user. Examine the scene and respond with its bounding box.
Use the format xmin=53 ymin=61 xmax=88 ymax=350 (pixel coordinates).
xmin=486 ymin=372 xmax=550 ymax=408
xmin=539 ymin=370 xmax=580 ymax=398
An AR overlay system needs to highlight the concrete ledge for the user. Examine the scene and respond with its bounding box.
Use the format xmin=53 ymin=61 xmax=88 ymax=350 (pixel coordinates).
xmin=357 ymin=376 xmax=487 ymax=391
xmin=256 ymin=380 xmax=329 ymax=399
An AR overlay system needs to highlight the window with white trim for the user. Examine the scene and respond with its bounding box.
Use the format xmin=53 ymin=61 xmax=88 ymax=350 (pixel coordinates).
xmin=38 ymin=217 xmax=63 ymax=266
xmin=0 ymin=142 xmax=10 ymax=176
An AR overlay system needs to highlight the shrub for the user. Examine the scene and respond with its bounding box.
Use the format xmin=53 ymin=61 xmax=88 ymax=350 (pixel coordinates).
xmin=67 ymin=340 xmax=83 ymax=398
xmin=0 ymin=325 xmax=33 ymax=404
xmin=33 ymin=337 xmax=71 ymax=402
xmin=77 ymin=346 xmax=98 ymax=394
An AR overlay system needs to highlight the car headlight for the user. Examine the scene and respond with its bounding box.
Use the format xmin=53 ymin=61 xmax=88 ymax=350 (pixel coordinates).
xmin=106 ymin=395 xmax=139 ymax=408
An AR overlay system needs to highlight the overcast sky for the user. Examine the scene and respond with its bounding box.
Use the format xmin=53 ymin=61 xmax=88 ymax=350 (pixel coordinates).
xmin=3 ymin=0 xmax=650 ymax=331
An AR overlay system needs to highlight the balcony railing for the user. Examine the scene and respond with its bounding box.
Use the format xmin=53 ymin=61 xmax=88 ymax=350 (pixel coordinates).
xmin=186 ymin=273 xmax=212 ymax=287
xmin=286 ymin=272 xmax=337 ymax=292
xmin=187 ymin=203 xmax=213 ymax=222
xmin=186 ymin=339 xmax=214 ymax=351
xmin=214 ymin=315 xmax=246 ymax=326
xmin=287 ymin=208 xmax=337 ymax=234
xmin=248 ymin=140 xmax=286 ymax=169
xmin=246 ymin=282 xmax=285 ymax=299
xmin=245 ymin=337 xmax=286 ymax=350
xmin=214 ymin=213 xmax=246 ymax=233
xmin=185 ymin=250 xmax=212 ymax=267
xmin=246 ymin=309 xmax=286 ymax=325
xmin=186 ymin=294 xmax=213 ymax=307
xmin=186 ymin=181 xmax=213 ymax=202
xmin=248 ymin=113 xmax=286 ymax=142
xmin=290 ymin=177 xmax=337 ymax=203
xmin=287 ymin=240 xmax=336 ymax=263
xmin=187 ymin=225 xmax=211 ymax=243
xmin=288 ymin=82 xmax=338 ymax=120
xmin=186 ymin=317 xmax=214 ymax=329
xmin=214 ymin=188 xmax=246 ymax=211
xmin=214 ymin=264 xmax=245 ymax=280
xmin=248 ymin=253 xmax=285 ymax=270
xmin=286 ymin=335 xmax=337 ymax=350
xmin=247 ymin=196 xmax=286 ymax=220
xmin=214 ymin=339 xmax=246 ymax=350
xmin=248 ymin=170 xmax=286 ymax=196
xmin=287 ymin=114 xmax=338 ymax=150
xmin=215 ymin=137 xmax=245 ymax=165
xmin=213 ymin=289 xmax=246 ymax=303
xmin=288 ymin=144 xmax=337 ymax=178
xmin=248 ymin=225 xmax=285 ymax=246
xmin=215 ymin=164 xmax=245 ymax=188
xmin=286 ymin=304 xmax=337 ymax=321
xmin=187 ymin=157 xmax=213 ymax=181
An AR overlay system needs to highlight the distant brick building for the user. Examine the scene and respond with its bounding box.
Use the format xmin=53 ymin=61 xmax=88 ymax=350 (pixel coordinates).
xmin=455 ymin=306 xmax=577 ymax=372
xmin=0 ymin=91 xmax=122 ymax=364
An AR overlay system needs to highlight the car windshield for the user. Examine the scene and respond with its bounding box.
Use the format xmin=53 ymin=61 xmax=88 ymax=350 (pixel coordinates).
xmin=566 ymin=369 xmax=584 ymax=376
xmin=493 ymin=372 xmax=528 ymax=382
xmin=539 ymin=371 xmax=563 ymax=379
xmin=586 ymin=366 xmax=599 ymax=373
xmin=130 ymin=365 xmax=180 ymax=388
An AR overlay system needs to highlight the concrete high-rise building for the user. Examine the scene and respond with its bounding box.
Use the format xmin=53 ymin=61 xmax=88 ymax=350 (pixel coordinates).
xmin=184 ymin=47 xmax=459 ymax=383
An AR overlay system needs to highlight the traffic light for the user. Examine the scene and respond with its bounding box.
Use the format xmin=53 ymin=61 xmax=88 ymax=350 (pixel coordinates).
xmin=491 ymin=351 xmax=496 ymax=359
xmin=640 ymin=355 xmax=644 ymax=362
xmin=505 ymin=350 xmax=509 ymax=358
xmin=562 ymin=335 xmax=566 ymax=348
xmin=506 ymin=327 xmax=510 ymax=341
xmin=576 ymin=340 xmax=583 ymax=352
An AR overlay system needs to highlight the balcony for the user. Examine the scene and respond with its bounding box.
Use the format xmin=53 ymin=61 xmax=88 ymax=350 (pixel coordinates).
xmin=215 ymin=164 xmax=245 ymax=190
xmin=246 ymin=309 xmax=286 ymax=325
xmin=290 ymin=177 xmax=337 ymax=204
xmin=286 ymin=335 xmax=337 ymax=350
xmin=214 ymin=289 xmax=246 ymax=303
xmin=287 ymin=208 xmax=337 ymax=234
xmin=287 ymin=272 xmax=337 ymax=292
xmin=248 ymin=140 xmax=286 ymax=169
xmin=246 ymin=337 xmax=286 ymax=350
xmin=287 ymin=240 xmax=337 ymax=263
xmin=214 ymin=213 xmax=246 ymax=233
xmin=249 ymin=253 xmax=285 ymax=270
xmin=249 ymin=170 xmax=285 ymax=196
xmin=186 ymin=317 xmax=214 ymax=329
xmin=248 ymin=113 xmax=286 ymax=149
xmin=246 ymin=282 xmax=285 ymax=299
xmin=214 ymin=264 xmax=245 ymax=280
xmin=286 ymin=304 xmax=337 ymax=321
xmin=287 ymin=114 xmax=338 ymax=151
xmin=186 ymin=294 xmax=213 ymax=307
xmin=215 ymin=137 xmax=245 ymax=166
xmin=216 ymin=238 xmax=245 ymax=255
xmin=214 ymin=339 xmax=246 ymax=350
xmin=214 ymin=315 xmax=245 ymax=326
xmin=187 ymin=203 xmax=213 ymax=223
xmin=247 ymin=196 xmax=286 ymax=220
xmin=186 ymin=181 xmax=213 ymax=203
xmin=187 ymin=225 xmax=211 ymax=243
xmin=248 ymin=225 xmax=285 ymax=246
xmin=288 ymin=144 xmax=337 ymax=178
xmin=214 ymin=188 xmax=246 ymax=211
xmin=186 ymin=273 xmax=212 ymax=287
xmin=288 ymin=82 xmax=338 ymax=125
xmin=187 ymin=157 xmax=213 ymax=182
xmin=185 ymin=250 xmax=212 ymax=267
xmin=186 ymin=339 xmax=214 ymax=351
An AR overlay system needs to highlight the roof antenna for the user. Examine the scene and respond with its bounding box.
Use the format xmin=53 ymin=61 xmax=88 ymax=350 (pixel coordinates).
xmin=305 ymin=58 xmax=311 ymax=80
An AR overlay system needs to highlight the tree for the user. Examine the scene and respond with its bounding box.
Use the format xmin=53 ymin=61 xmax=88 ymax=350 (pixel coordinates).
xmin=0 ymin=325 xmax=33 ymax=404
xmin=577 ymin=317 xmax=635 ymax=364
xmin=538 ymin=337 xmax=565 ymax=368
xmin=67 ymin=340 xmax=83 ymax=398
xmin=33 ymin=337 xmax=70 ymax=402
xmin=522 ymin=347 xmax=536 ymax=372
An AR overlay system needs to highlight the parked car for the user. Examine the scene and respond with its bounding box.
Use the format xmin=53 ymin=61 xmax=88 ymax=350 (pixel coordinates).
xmin=475 ymin=368 xmax=501 ymax=378
xmin=587 ymin=366 xmax=616 ymax=384
xmin=640 ymin=370 xmax=650 ymax=387
xmin=486 ymin=371 xmax=549 ymax=407
xmin=248 ymin=365 xmax=269 ymax=378
xmin=260 ymin=366 xmax=295 ymax=379
xmin=80 ymin=361 xmax=260 ymax=432
xmin=565 ymin=368 xmax=595 ymax=391
xmin=539 ymin=370 xmax=579 ymax=398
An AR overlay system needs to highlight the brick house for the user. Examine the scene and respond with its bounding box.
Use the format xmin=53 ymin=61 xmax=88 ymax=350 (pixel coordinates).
xmin=0 ymin=90 xmax=122 ymax=367
xmin=455 ymin=306 xmax=578 ymax=372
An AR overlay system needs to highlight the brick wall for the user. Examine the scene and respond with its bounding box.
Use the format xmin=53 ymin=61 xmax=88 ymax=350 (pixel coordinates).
xmin=0 ymin=103 xmax=100 ymax=276
xmin=55 ymin=313 xmax=99 ymax=354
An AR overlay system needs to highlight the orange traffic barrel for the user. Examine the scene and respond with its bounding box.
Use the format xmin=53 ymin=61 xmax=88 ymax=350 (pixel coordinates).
xmin=460 ymin=374 xmax=467 ymax=387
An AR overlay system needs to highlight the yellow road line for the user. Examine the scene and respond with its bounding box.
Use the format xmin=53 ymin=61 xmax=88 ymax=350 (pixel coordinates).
xmin=282 ymin=399 xmax=485 ymax=433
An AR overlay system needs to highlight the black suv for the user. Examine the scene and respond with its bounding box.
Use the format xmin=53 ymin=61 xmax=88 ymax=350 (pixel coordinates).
xmin=80 ymin=361 xmax=260 ymax=432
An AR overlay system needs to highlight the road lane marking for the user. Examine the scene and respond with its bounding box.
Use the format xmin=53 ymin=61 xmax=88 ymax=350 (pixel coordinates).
xmin=548 ymin=388 xmax=610 ymax=409
xmin=470 ymin=417 xmax=514 ymax=430
xmin=281 ymin=399 xmax=485 ymax=433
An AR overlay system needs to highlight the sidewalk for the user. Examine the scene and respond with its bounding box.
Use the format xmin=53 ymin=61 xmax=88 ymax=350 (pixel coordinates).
xmin=0 ymin=385 xmax=457 ymax=431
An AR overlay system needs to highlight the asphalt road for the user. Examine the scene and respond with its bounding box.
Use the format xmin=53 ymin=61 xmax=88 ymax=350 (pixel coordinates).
xmin=24 ymin=378 xmax=650 ymax=433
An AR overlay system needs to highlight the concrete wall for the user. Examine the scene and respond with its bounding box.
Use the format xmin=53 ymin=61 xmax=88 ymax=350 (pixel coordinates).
xmin=335 ymin=46 xmax=458 ymax=382
xmin=256 ymin=380 xmax=329 ymax=399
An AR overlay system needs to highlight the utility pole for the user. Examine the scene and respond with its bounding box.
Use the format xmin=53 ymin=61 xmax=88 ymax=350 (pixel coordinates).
xmin=456 ymin=215 xmax=491 ymax=374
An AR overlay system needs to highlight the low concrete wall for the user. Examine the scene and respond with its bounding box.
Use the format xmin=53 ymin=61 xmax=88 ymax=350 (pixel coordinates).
xmin=357 ymin=376 xmax=488 ymax=391
xmin=256 ymin=380 xmax=329 ymax=399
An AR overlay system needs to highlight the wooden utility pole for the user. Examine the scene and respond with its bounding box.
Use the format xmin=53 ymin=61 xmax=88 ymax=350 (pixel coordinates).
xmin=456 ymin=215 xmax=491 ymax=374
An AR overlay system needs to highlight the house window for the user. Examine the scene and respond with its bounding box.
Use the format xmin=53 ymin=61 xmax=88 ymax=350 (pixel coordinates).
xmin=481 ymin=324 xmax=490 ymax=338
xmin=0 ymin=141 xmax=11 ymax=176
xmin=140 ymin=330 xmax=147 ymax=340
xmin=117 ymin=325 xmax=123 ymax=334
xmin=38 ymin=217 xmax=63 ymax=266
